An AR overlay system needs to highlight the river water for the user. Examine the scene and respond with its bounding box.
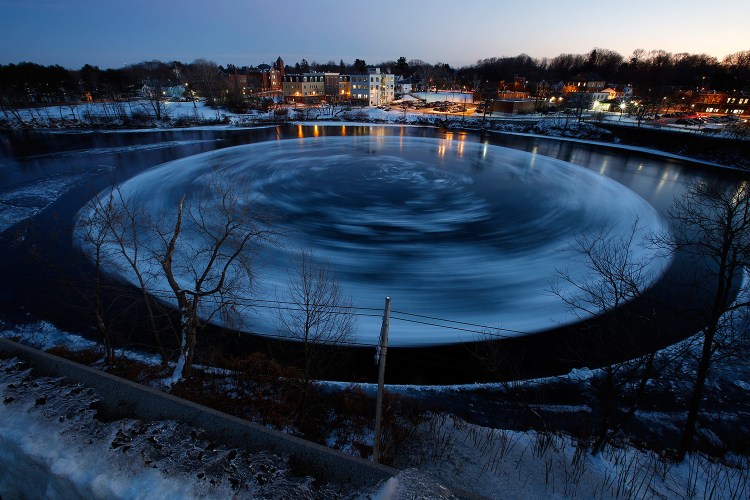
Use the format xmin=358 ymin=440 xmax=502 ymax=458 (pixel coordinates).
xmin=0 ymin=125 xmax=741 ymax=381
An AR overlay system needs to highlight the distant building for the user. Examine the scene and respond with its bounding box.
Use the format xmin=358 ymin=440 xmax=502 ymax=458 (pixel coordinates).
xmin=282 ymin=73 xmax=326 ymax=103
xmin=349 ymin=67 xmax=396 ymax=106
xmin=490 ymin=99 xmax=538 ymax=114
xmin=395 ymin=76 xmax=415 ymax=95
xmin=600 ymin=87 xmax=621 ymax=100
xmin=322 ymin=73 xmax=343 ymax=100
xmin=271 ymin=56 xmax=285 ymax=91
xmin=283 ymin=74 xmax=303 ymax=101
xmin=140 ymin=81 xmax=185 ymax=100
xmin=564 ymin=91 xmax=601 ymax=110
xmin=691 ymin=91 xmax=750 ymax=116
xmin=226 ymin=59 xmax=283 ymax=97
xmin=564 ymin=72 xmax=606 ymax=95
xmin=498 ymin=90 xmax=530 ymax=99
xmin=512 ymin=76 xmax=528 ymax=92
xmin=336 ymin=74 xmax=351 ymax=101
xmin=283 ymin=72 xmax=350 ymax=103
xmin=162 ymin=85 xmax=186 ymax=100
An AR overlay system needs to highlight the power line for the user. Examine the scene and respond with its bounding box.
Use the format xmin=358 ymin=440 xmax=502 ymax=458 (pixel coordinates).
xmin=2 ymin=269 xmax=534 ymax=339
xmin=391 ymin=309 xmax=528 ymax=335
xmin=389 ymin=315 xmax=511 ymax=338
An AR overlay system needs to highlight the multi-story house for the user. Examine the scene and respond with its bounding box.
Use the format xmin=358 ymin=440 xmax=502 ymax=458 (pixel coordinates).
xmin=564 ymin=72 xmax=606 ymax=94
xmin=395 ymin=76 xmax=415 ymax=95
xmin=336 ymin=74 xmax=350 ymax=102
xmin=283 ymin=68 xmax=393 ymax=106
xmin=323 ymin=73 xmax=340 ymax=99
xmin=282 ymin=73 xmax=325 ymax=103
xmin=692 ymin=91 xmax=750 ymax=116
xmin=226 ymin=58 xmax=284 ymax=97
xmin=349 ymin=67 xmax=395 ymax=106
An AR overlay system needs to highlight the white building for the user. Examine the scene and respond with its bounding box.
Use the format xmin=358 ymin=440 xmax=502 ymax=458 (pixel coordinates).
xmin=395 ymin=76 xmax=414 ymax=96
xmin=349 ymin=67 xmax=395 ymax=106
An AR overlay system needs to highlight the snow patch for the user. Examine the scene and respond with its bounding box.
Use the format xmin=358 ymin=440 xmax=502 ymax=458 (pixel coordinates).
xmin=568 ymin=367 xmax=594 ymax=382
xmin=0 ymin=357 xmax=360 ymax=498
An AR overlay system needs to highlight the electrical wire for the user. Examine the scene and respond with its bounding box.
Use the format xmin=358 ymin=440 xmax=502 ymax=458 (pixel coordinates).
xmin=1 ymin=268 xmax=532 ymax=339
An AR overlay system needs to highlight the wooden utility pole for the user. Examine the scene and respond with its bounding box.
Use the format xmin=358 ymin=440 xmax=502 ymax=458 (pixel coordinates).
xmin=372 ymin=296 xmax=391 ymax=463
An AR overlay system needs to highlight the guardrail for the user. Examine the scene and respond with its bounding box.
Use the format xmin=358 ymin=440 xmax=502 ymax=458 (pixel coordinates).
xmin=0 ymin=339 xmax=395 ymax=488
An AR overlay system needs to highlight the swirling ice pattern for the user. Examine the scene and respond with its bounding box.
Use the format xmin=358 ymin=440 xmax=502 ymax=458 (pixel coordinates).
xmin=81 ymin=136 xmax=672 ymax=346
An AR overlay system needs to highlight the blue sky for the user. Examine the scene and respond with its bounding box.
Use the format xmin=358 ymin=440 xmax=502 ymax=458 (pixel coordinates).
xmin=1 ymin=0 xmax=748 ymax=69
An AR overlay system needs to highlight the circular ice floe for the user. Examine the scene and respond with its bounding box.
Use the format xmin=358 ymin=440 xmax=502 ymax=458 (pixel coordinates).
xmin=77 ymin=136 xmax=671 ymax=346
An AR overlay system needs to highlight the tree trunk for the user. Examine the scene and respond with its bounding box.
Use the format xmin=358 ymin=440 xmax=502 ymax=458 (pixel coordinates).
xmin=678 ymin=324 xmax=716 ymax=459
xmin=183 ymin=310 xmax=199 ymax=377
xmin=592 ymin=369 xmax=615 ymax=453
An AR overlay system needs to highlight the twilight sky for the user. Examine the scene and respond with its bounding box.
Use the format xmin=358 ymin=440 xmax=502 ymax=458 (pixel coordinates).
xmin=1 ymin=0 xmax=748 ymax=69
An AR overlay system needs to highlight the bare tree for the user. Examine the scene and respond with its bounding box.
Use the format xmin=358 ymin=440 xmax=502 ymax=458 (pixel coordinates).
xmin=0 ymin=94 xmax=30 ymax=127
xmin=551 ymin=220 xmax=664 ymax=453
xmin=141 ymin=82 xmax=168 ymax=121
xmin=656 ymin=180 xmax=750 ymax=459
xmin=149 ymin=169 xmax=273 ymax=383
xmin=86 ymin=183 xmax=172 ymax=364
xmin=276 ymin=249 xmax=356 ymax=391
xmin=74 ymin=194 xmax=118 ymax=363
xmin=187 ymin=58 xmax=226 ymax=109
xmin=564 ymin=92 xmax=594 ymax=122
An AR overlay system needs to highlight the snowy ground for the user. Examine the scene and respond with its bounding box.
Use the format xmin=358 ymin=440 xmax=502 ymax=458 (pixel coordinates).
xmin=405 ymin=413 xmax=749 ymax=499
xmin=3 ymin=320 xmax=750 ymax=499
xmin=410 ymin=92 xmax=474 ymax=104
xmin=3 ymin=98 xmax=746 ymax=142
xmin=0 ymin=356 xmax=365 ymax=499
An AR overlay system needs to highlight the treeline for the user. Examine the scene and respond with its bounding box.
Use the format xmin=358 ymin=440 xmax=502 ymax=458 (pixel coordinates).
xmin=465 ymin=49 xmax=750 ymax=90
xmin=1 ymin=48 xmax=749 ymax=108
xmin=367 ymin=49 xmax=750 ymax=95
xmin=286 ymin=49 xmax=750 ymax=91
xmin=0 ymin=59 xmax=230 ymax=107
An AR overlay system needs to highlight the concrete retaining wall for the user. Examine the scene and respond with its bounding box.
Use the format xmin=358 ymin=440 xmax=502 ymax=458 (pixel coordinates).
xmin=0 ymin=339 xmax=396 ymax=488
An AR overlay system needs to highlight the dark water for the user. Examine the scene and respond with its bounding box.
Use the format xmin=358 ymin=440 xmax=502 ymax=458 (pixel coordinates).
xmin=0 ymin=125 xmax=743 ymax=382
